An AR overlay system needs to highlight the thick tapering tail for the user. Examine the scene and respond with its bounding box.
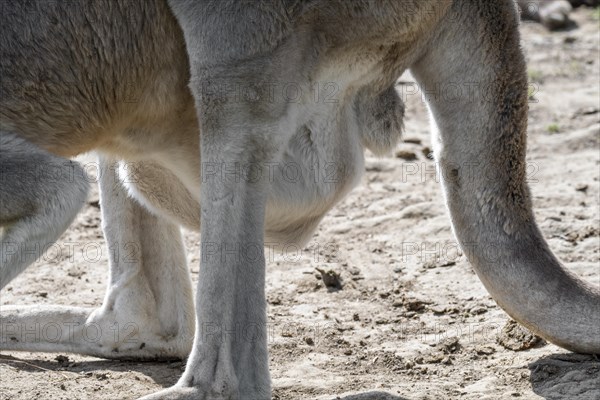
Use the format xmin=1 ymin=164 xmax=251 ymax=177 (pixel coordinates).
xmin=410 ymin=0 xmax=599 ymax=353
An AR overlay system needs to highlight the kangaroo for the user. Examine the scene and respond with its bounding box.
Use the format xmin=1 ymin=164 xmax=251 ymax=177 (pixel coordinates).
xmin=0 ymin=133 xmax=89 ymax=287
xmin=0 ymin=1 xmax=598 ymax=399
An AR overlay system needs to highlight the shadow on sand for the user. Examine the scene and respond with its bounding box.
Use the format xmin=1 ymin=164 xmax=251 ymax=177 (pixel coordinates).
xmin=529 ymin=352 xmax=599 ymax=399
xmin=9 ymin=352 xmax=597 ymax=399
xmin=0 ymin=354 xmax=181 ymax=388
xmin=334 ymin=393 xmax=406 ymax=400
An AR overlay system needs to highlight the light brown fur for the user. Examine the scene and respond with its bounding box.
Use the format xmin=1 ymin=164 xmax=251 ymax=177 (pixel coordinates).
xmin=1 ymin=1 xmax=598 ymax=399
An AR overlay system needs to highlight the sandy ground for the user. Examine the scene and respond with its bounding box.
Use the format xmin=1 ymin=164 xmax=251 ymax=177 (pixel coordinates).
xmin=1 ymin=7 xmax=599 ymax=400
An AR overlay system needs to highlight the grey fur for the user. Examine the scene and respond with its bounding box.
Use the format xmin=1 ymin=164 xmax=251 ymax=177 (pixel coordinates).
xmin=0 ymin=1 xmax=598 ymax=399
xmin=0 ymin=132 xmax=89 ymax=288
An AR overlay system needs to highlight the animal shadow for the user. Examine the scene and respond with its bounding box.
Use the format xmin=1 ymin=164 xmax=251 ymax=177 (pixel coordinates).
xmin=529 ymin=352 xmax=599 ymax=399
xmin=325 ymin=392 xmax=407 ymax=400
xmin=0 ymin=354 xmax=181 ymax=388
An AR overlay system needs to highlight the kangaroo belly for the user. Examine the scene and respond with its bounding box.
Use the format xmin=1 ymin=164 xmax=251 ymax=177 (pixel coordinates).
xmin=264 ymin=95 xmax=366 ymax=247
xmin=0 ymin=0 xmax=191 ymax=157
